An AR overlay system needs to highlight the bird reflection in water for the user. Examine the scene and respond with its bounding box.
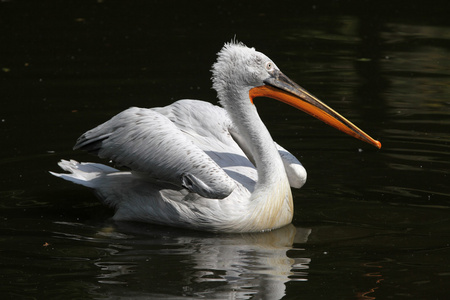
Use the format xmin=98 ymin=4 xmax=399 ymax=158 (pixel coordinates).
xmin=92 ymin=223 xmax=311 ymax=299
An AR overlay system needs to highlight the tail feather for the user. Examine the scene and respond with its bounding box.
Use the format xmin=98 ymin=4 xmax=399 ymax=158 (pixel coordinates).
xmin=50 ymin=159 xmax=118 ymax=188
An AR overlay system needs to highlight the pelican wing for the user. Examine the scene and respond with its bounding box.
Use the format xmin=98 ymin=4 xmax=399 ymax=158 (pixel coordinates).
xmin=274 ymin=143 xmax=307 ymax=188
xmin=74 ymin=105 xmax=236 ymax=199
xmin=156 ymin=100 xmax=305 ymax=189
xmin=152 ymin=100 xmax=258 ymax=190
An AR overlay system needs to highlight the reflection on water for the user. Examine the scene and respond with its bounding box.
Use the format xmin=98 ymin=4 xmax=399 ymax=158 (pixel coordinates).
xmin=52 ymin=222 xmax=311 ymax=299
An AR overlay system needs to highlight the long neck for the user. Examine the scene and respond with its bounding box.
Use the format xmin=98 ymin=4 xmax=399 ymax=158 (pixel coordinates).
xmin=225 ymin=89 xmax=286 ymax=185
xmin=222 ymin=89 xmax=293 ymax=231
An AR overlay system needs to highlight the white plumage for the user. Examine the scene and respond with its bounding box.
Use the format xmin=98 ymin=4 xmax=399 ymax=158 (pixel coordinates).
xmin=51 ymin=41 xmax=380 ymax=232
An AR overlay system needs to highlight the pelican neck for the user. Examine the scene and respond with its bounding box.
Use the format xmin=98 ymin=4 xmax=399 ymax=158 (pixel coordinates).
xmin=222 ymin=89 xmax=287 ymax=187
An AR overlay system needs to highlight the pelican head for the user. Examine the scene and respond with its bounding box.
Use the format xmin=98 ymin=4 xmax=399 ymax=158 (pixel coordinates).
xmin=212 ymin=42 xmax=276 ymax=98
xmin=212 ymin=41 xmax=381 ymax=149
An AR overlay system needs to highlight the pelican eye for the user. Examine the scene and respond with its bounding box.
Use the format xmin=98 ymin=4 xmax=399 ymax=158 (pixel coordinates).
xmin=265 ymin=61 xmax=274 ymax=71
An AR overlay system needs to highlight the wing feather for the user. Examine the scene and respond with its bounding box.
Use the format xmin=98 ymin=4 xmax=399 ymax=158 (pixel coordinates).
xmin=153 ymin=100 xmax=258 ymax=189
xmin=74 ymin=106 xmax=236 ymax=199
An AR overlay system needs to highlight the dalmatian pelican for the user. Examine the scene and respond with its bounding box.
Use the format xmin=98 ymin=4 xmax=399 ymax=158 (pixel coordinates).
xmin=51 ymin=41 xmax=381 ymax=232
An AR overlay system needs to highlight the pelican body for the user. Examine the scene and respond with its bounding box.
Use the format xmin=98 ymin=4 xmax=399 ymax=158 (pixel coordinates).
xmin=51 ymin=42 xmax=381 ymax=233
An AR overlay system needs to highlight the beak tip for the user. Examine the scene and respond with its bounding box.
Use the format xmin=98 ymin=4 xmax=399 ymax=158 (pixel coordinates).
xmin=374 ymin=140 xmax=382 ymax=149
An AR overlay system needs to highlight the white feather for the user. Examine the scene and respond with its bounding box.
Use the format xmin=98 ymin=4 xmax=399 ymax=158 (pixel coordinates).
xmin=51 ymin=41 xmax=307 ymax=232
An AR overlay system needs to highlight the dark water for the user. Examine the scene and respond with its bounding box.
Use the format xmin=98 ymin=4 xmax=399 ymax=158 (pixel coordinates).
xmin=1 ymin=1 xmax=449 ymax=299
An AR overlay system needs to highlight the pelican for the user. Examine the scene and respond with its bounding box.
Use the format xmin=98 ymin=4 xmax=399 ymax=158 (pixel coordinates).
xmin=51 ymin=41 xmax=381 ymax=233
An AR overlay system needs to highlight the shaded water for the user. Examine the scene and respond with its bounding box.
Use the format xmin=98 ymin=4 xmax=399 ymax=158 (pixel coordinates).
xmin=1 ymin=1 xmax=449 ymax=299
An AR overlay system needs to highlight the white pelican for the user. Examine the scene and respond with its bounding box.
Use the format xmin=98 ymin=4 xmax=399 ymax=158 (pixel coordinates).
xmin=51 ymin=41 xmax=381 ymax=233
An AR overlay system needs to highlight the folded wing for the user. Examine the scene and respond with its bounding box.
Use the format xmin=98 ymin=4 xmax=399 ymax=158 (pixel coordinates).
xmin=74 ymin=105 xmax=236 ymax=199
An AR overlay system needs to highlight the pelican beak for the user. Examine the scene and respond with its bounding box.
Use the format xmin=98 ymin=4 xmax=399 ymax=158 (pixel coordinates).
xmin=249 ymin=70 xmax=382 ymax=149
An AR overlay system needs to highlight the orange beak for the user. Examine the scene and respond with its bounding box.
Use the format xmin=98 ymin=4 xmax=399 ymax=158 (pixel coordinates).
xmin=249 ymin=71 xmax=381 ymax=149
